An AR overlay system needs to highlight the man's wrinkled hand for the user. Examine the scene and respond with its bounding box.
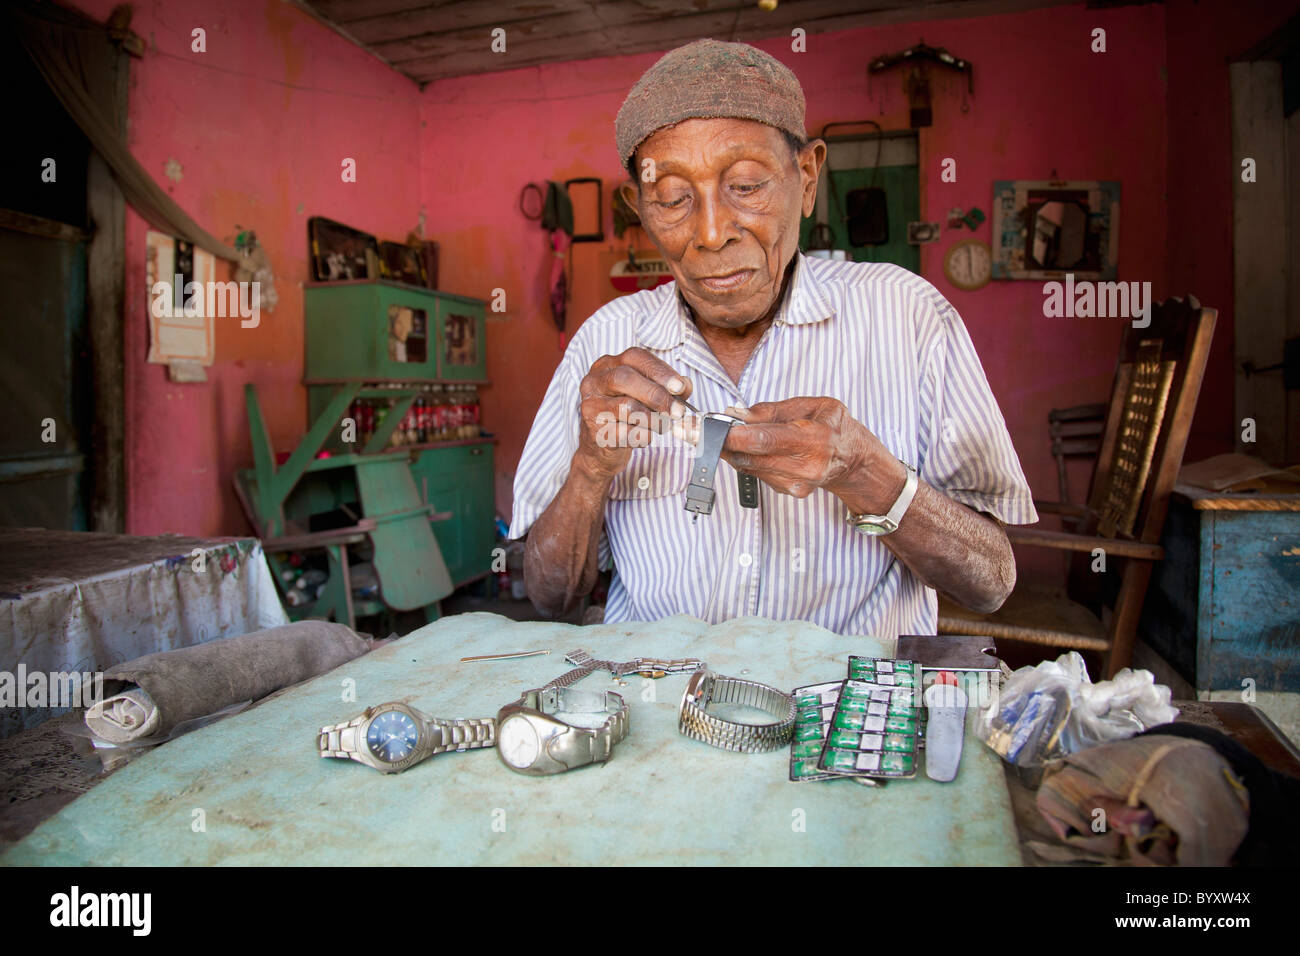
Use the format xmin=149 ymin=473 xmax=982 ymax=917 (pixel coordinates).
xmin=576 ymin=347 xmax=693 ymax=481
xmin=721 ymin=397 xmax=903 ymax=511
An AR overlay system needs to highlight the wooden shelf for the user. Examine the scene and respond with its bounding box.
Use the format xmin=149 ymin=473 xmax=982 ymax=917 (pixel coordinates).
xmin=305 ymin=378 xmax=492 ymax=388
xmin=303 ymin=437 xmax=497 ymax=472
xmin=303 ymin=277 xmax=484 ymax=308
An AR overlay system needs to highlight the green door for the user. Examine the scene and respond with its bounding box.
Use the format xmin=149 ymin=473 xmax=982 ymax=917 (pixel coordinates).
xmin=0 ymin=227 xmax=89 ymax=529
xmin=800 ymin=132 xmax=920 ymax=274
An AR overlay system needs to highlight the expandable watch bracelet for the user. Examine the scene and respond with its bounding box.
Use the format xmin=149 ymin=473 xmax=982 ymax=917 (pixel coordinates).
xmin=677 ymin=669 xmax=797 ymax=753
xmin=317 ymin=703 xmax=496 ymax=774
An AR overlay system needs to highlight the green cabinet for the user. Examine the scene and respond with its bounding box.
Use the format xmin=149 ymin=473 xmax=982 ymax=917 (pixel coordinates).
xmin=304 ymin=280 xmax=486 ymax=382
xmin=409 ymin=443 xmax=495 ymax=586
xmin=286 ymin=280 xmax=496 ymax=602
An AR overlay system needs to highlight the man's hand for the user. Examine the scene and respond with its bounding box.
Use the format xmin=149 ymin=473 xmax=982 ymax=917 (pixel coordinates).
xmin=720 ymin=397 xmax=905 ymax=514
xmin=524 ymin=348 xmax=692 ymax=619
xmin=576 ymin=348 xmax=694 ymax=480
xmin=719 ymin=395 xmax=1015 ymax=614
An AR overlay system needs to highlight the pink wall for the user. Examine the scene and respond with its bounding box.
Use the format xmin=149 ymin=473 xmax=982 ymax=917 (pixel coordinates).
xmin=58 ymin=0 xmax=1288 ymax=554
xmin=70 ymin=0 xmax=422 ymax=536
xmin=419 ymin=3 xmax=1172 ymax=534
xmin=1165 ymin=0 xmax=1297 ymax=462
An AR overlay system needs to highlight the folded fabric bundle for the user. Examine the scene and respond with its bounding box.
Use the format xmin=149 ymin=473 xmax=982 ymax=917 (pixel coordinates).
xmin=1138 ymin=723 xmax=1300 ymax=866
xmin=84 ymin=621 xmax=369 ymax=744
xmin=1035 ymin=732 xmax=1250 ymax=866
xmin=84 ymin=687 xmax=161 ymax=743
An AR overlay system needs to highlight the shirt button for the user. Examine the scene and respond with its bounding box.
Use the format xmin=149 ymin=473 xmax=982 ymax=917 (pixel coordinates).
xmin=636 ymin=476 xmax=650 ymax=491
xmin=738 ymin=553 xmax=753 ymax=567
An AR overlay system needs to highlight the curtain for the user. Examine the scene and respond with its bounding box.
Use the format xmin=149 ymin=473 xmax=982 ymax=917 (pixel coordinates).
xmin=11 ymin=2 xmax=239 ymax=261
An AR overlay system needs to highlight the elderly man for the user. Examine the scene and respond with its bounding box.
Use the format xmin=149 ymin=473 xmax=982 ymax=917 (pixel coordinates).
xmin=509 ymin=39 xmax=1036 ymax=638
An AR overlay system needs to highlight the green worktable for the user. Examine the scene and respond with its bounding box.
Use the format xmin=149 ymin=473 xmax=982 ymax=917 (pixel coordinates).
xmin=3 ymin=613 xmax=1019 ymax=865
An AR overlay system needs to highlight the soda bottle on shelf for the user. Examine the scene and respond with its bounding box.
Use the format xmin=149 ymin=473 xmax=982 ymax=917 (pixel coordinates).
xmin=429 ymin=385 xmax=445 ymax=441
xmin=359 ymin=396 xmax=374 ymax=445
xmin=414 ymin=392 xmax=427 ymax=444
xmin=452 ymin=387 xmax=466 ymax=439
xmin=405 ymin=387 xmax=420 ymax=445
xmin=372 ymin=391 xmax=389 ymax=446
xmin=383 ymin=384 xmax=401 ymax=447
xmin=467 ymin=386 xmax=481 ymax=438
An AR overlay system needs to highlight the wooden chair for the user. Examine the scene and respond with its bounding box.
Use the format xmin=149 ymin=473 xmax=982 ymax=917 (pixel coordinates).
xmin=939 ymin=296 xmax=1217 ymax=677
xmin=1048 ymin=402 xmax=1106 ymax=530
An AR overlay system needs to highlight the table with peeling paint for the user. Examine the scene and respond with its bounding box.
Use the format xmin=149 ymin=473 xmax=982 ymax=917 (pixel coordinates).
xmin=1 ymin=613 xmax=1020 ymax=865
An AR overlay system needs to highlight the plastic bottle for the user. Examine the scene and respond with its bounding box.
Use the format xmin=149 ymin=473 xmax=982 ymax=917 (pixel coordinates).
xmin=453 ymin=387 xmax=467 ymax=439
xmin=405 ymin=387 xmax=420 ymax=445
xmin=430 ymin=385 xmax=446 ymax=441
xmin=467 ymin=386 xmax=481 ymax=438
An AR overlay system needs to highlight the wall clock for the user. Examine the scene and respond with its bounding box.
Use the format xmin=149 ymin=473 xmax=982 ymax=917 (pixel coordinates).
xmin=943 ymin=238 xmax=992 ymax=291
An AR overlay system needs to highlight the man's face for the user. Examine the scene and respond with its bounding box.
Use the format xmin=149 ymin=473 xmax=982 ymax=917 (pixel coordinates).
xmin=623 ymin=118 xmax=824 ymax=331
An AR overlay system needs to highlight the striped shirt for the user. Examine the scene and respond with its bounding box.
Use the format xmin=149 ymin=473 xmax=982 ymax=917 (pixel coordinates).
xmin=509 ymin=252 xmax=1037 ymax=638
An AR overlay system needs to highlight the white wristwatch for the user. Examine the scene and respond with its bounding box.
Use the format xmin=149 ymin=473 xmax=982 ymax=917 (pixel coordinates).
xmin=846 ymin=461 xmax=919 ymax=536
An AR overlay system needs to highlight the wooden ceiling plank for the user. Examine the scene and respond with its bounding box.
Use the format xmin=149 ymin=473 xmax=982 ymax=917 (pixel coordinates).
xmin=367 ymin=0 xmax=915 ymax=55
xmin=306 ymin=0 xmax=445 ymax=23
xmin=344 ymin=0 xmax=601 ymax=46
xmin=306 ymin=0 xmax=1078 ymax=85
xmin=389 ymin=1 xmax=903 ymax=69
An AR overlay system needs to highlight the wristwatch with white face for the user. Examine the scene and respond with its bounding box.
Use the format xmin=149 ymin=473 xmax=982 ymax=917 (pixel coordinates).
xmin=496 ymin=686 xmax=629 ymax=775
xmin=317 ymin=702 xmax=496 ymax=774
xmin=846 ymin=461 xmax=919 ymax=536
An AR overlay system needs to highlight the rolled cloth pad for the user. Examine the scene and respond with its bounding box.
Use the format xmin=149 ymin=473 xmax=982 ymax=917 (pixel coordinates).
xmin=88 ymin=621 xmax=369 ymax=742
xmin=1035 ymin=734 xmax=1250 ymax=866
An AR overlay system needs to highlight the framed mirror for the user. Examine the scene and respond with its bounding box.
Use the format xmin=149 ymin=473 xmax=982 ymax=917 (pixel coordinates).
xmin=990 ymin=180 xmax=1120 ymax=280
xmin=564 ymin=177 xmax=604 ymax=243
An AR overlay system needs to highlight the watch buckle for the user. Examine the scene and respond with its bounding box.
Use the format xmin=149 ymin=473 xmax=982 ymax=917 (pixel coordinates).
xmin=684 ymin=484 xmax=715 ymax=515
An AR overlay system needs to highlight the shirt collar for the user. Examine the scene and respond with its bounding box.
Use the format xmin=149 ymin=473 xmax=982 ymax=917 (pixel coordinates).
xmin=635 ymin=250 xmax=836 ymax=350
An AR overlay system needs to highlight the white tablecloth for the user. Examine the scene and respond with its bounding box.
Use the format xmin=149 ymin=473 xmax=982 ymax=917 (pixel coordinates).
xmin=0 ymin=531 xmax=288 ymax=737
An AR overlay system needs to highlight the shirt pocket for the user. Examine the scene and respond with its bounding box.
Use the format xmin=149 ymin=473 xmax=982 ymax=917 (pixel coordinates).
xmin=608 ymin=445 xmax=692 ymax=501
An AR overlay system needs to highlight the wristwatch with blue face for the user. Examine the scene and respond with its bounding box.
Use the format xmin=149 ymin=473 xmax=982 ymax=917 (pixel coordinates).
xmin=317 ymin=702 xmax=496 ymax=774
xmin=846 ymin=461 xmax=919 ymax=536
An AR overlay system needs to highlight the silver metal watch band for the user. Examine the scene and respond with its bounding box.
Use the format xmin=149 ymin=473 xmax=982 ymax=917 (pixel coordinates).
xmin=432 ymin=716 xmax=497 ymax=753
xmin=677 ymin=670 xmax=797 ymax=753
xmin=317 ymin=713 xmax=368 ymax=759
xmin=563 ymin=648 xmax=706 ymax=679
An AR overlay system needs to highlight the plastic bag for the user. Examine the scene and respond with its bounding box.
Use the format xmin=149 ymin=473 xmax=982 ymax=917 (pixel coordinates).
xmin=978 ymin=651 xmax=1178 ymax=767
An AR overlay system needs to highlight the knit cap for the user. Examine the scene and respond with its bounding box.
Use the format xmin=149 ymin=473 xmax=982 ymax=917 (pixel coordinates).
xmin=615 ymin=39 xmax=806 ymax=169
